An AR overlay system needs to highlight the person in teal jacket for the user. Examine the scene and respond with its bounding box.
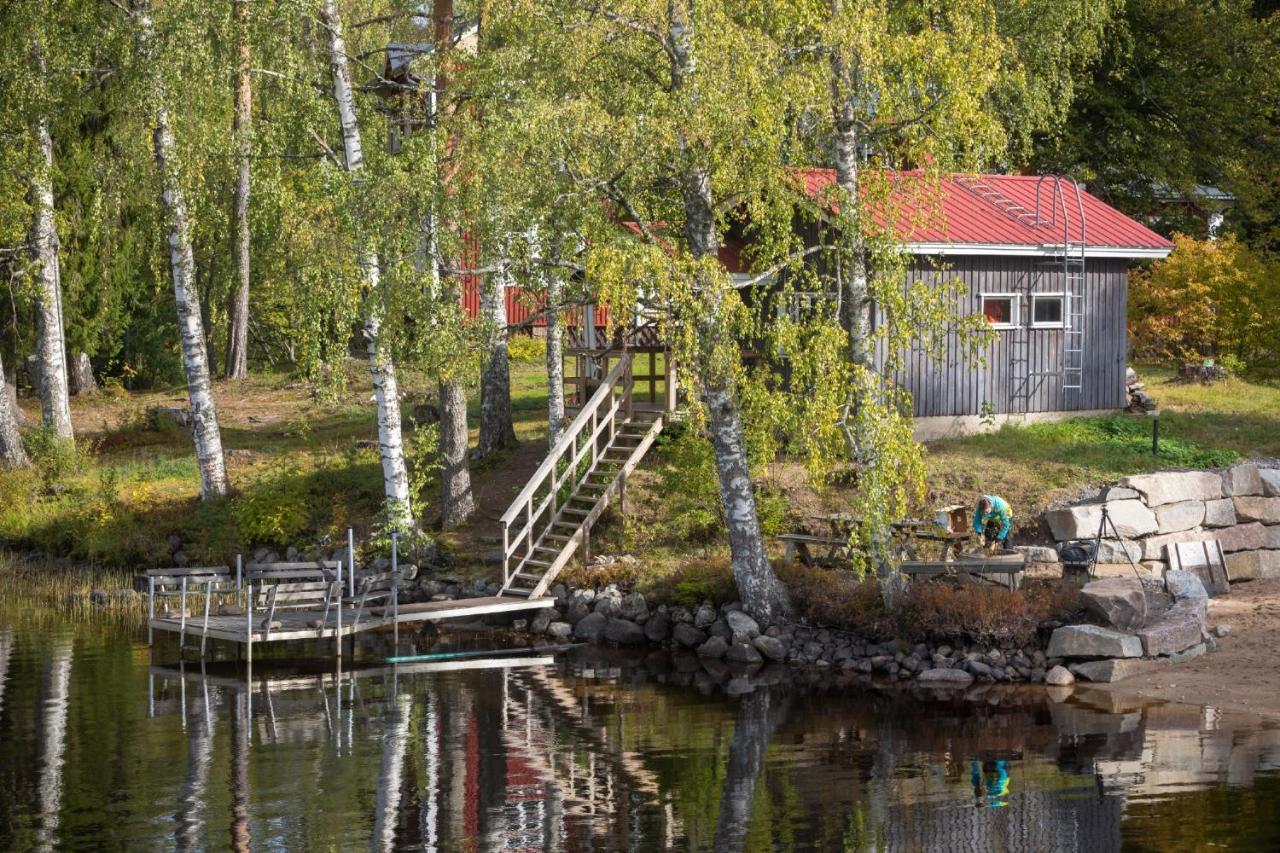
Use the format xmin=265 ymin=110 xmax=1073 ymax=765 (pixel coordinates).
xmin=973 ymin=495 xmax=1013 ymax=548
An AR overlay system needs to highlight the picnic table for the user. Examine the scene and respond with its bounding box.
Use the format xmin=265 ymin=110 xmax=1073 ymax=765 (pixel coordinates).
xmin=778 ymin=514 xmax=972 ymax=566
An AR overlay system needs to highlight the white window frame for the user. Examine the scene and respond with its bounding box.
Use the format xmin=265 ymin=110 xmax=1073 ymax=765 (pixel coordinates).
xmin=979 ymin=293 xmax=1020 ymax=330
xmin=1030 ymin=292 xmax=1067 ymax=329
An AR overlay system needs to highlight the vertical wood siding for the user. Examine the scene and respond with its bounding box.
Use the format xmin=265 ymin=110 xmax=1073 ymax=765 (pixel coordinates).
xmin=872 ymin=256 xmax=1129 ymax=417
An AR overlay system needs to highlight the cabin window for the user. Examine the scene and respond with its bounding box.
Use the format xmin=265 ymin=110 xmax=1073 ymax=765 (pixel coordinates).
xmin=980 ymin=294 xmax=1018 ymax=329
xmin=1031 ymin=293 xmax=1066 ymax=328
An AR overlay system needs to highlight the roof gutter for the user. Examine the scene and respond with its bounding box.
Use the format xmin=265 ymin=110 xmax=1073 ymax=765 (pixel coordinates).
xmin=904 ymin=242 xmax=1173 ymax=260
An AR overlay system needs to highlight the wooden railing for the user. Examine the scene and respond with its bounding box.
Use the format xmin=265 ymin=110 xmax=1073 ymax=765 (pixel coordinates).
xmin=499 ymin=353 xmax=635 ymax=589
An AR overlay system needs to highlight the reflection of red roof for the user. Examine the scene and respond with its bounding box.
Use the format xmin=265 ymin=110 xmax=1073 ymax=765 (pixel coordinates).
xmin=796 ymin=169 xmax=1173 ymax=257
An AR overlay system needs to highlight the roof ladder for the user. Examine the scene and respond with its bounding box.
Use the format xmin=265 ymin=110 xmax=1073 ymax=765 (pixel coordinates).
xmin=1035 ymin=178 xmax=1088 ymax=394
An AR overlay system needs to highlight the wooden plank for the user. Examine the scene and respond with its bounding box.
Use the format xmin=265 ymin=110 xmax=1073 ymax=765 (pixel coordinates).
xmin=144 ymin=566 xmax=230 ymax=577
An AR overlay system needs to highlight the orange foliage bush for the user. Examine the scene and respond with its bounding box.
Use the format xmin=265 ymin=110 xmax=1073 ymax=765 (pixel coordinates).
xmin=780 ymin=562 xmax=1081 ymax=647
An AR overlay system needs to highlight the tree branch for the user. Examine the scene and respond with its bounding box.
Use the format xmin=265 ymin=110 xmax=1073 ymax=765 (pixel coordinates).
xmin=731 ymin=245 xmax=831 ymax=288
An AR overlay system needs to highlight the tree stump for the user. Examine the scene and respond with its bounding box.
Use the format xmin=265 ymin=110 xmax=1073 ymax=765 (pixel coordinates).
xmin=68 ymin=352 xmax=97 ymax=396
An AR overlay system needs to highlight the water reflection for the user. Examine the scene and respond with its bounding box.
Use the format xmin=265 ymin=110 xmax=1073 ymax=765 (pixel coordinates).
xmin=1 ymin=622 xmax=1280 ymax=851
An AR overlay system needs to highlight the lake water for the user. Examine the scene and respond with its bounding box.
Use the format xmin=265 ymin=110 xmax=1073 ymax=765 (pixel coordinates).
xmin=2 ymin=607 xmax=1280 ymax=851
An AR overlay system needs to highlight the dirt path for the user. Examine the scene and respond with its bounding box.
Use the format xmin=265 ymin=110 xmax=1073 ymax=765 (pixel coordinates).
xmin=1093 ymin=578 xmax=1280 ymax=719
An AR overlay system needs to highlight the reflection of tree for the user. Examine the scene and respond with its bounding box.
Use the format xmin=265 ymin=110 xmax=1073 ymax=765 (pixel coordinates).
xmin=373 ymin=689 xmax=412 ymax=851
xmin=229 ymin=691 xmax=251 ymax=852
xmin=0 ymin=628 xmax=12 ymax=718
xmin=35 ymin=636 xmax=72 ymax=852
xmin=713 ymin=686 xmax=789 ymax=853
xmin=176 ymin=676 xmax=216 ymax=851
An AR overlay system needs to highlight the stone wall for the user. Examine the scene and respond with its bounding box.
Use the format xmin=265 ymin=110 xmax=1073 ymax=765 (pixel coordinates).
xmin=1042 ymin=462 xmax=1280 ymax=580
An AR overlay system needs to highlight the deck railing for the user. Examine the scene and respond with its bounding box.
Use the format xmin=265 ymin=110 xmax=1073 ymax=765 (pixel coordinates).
xmin=499 ymin=353 xmax=634 ymax=589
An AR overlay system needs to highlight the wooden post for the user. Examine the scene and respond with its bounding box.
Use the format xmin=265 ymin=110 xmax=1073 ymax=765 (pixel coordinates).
xmin=391 ymin=532 xmax=399 ymax=650
xmin=664 ymin=355 xmax=677 ymax=413
xmin=620 ymin=472 xmax=628 ymax=516
xmin=147 ymin=576 xmax=155 ymax=646
xmin=235 ymin=553 xmax=242 ymax=605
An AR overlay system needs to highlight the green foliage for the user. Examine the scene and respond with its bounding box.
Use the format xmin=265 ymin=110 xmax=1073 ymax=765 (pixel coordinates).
xmin=998 ymin=415 xmax=1239 ymax=469
xmin=1130 ymin=235 xmax=1280 ymax=370
xmin=24 ymin=427 xmax=86 ymax=487
xmin=506 ymin=334 xmax=547 ymax=363
xmin=232 ymin=461 xmax=312 ymax=545
xmin=659 ymin=557 xmax=740 ymax=608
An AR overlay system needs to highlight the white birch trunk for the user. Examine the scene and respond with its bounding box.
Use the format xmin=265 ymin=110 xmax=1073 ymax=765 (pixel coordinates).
xmin=438 ymin=373 xmax=474 ymax=529
xmin=225 ymin=0 xmax=252 ymax=381
xmin=321 ymin=0 xmax=413 ymax=520
xmin=30 ymin=108 xmax=74 ymax=440
xmin=133 ymin=0 xmax=229 ymax=499
xmin=671 ymin=14 xmax=790 ymax=624
xmin=365 ymin=264 xmax=413 ymax=517
xmin=0 ymin=352 xmax=29 ymax=468
xmin=475 ymin=264 xmax=516 ymax=460
xmin=545 ymin=272 xmax=565 ymax=445
xmin=828 ymin=5 xmax=871 ymax=370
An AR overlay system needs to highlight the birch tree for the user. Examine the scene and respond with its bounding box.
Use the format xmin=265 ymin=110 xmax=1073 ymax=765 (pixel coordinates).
xmin=474 ymin=261 xmax=517 ymax=460
xmin=0 ymin=351 xmax=29 ymax=468
xmin=128 ymin=0 xmax=229 ymax=499
xmin=224 ymin=0 xmax=252 ymax=380
xmin=318 ymin=0 xmax=413 ymax=524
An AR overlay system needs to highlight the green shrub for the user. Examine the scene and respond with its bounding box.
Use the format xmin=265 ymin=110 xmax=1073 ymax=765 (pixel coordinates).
xmin=656 ymin=556 xmax=738 ymax=607
xmin=507 ymin=334 xmax=547 ymax=363
xmin=24 ymin=427 xmax=86 ymax=487
xmin=654 ymin=430 xmax=726 ymax=541
xmin=233 ymin=462 xmax=313 ymax=544
xmin=1016 ymin=415 xmax=1239 ymax=468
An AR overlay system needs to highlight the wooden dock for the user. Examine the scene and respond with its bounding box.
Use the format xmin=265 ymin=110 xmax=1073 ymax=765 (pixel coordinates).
xmin=146 ymin=557 xmax=555 ymax=660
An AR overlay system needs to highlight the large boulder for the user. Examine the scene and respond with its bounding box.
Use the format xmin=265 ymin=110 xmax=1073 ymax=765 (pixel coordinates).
xmin=1164 ymin=570 xmax=1208 ymax=601
xmin=1211 ymin=522 xmax=1266 ymax=553
xmin=697 ymin=636 xmax=729 ymax=659
xmin=1071 ymin=658 xmax=1162 ymax=683
xmin=1121 ymin=471 xmax=1224 ymax=506
xmin=1233 ymin=497 xmax=1280 ymax=524
xmin=1261 ymin=469 xmax=1280 ymax=497
xmin=1015 ymin=545 xmax=1059 ymax=564
xmin=1047 ymin=625 xmax=1143 ymax=659
xmin=573 ymin=612 xmax=608 ymax=642
xmin=1225 ymin=550 xmax=1280 ymax=581
xmin=1080 ymin=578 xmax=1147 ymax=631
xmin=1138 ymin=599 xmax=1207 ymax=656
xmin=753 ymin=635 xmax=787 ymax=662
xmin=1203 ymin=498 xmax=1237 ymax=528
xmin=673 ymin=623 xmax=708 ymax=649
xmin=1265 ymin=525 xmax=1280 ymax=550
xmin=725 ymin=641 xmax=763 ymax=665
xmin=1224 ymin=463 xmax=1264 ymax=497
xmin=604 ymin=617 xmax=647 ymax=645
xmin=1154 ymin=500 xmax=1206 ymax=534
xmin=724 ymin=609 xmax=760 ymax=639
xmin=1045 ymin=500 xmax=1158 ymax=541
xmin=1141 ymin=529 xmax=1207 ymax=561
xmin=917 ymin=668 xmax=975 ymax=686
xmin=547 ymin=621 xmax=573 ymax=640
xmin=644 ymin=611 xmax=671 ymax=643
xmin=619 ymin=591 xmax=649 ymax=622
xmin=1045 ymin=665 xmax=1075 ymax=686
xmin=1094 ymin=539 xmax=1142 ymax=565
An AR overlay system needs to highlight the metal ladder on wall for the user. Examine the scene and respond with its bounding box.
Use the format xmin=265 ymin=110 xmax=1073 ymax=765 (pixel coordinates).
xmin=1035 ymin=177 xmax=1088 ymax=393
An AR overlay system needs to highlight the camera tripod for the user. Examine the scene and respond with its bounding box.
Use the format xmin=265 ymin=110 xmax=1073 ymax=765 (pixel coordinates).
xmin=1087 ymin=504 xmax=1143 ymax=579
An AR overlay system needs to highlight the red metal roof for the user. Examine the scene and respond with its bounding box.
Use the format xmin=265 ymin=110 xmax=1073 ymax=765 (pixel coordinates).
xmin=797 ymin=169 xmax=1174 ymax=254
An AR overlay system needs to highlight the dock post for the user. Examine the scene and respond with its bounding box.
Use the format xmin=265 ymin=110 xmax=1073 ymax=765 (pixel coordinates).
xmin=235 ymin=554 xmax=242 ymax=605
xmin=336 ymin=558 xmax=344 ymax=659
xmin=347 ymin=528 xmax=356 ymax=597
xmin=245 ymin=583 xmax=253 ymax=666
xmin=147 ymin=576 xmax=155 ymax=646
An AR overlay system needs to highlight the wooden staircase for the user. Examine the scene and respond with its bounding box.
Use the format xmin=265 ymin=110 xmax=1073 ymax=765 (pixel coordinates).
xmin=499 ymin=353 xmax=664 ymax=600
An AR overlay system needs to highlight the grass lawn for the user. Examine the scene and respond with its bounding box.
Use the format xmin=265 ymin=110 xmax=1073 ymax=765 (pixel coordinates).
xmin=2 ymin=346 xmax=1275 ymax=568
xmin=923 ymin=365 xmax=1280 ymax=539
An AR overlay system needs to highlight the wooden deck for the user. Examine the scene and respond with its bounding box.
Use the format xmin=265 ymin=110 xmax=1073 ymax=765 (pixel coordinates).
xmin=149 ymin=595 xmax=556 ymax=648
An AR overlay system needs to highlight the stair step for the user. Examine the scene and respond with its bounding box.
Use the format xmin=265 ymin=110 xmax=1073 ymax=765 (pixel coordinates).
xmin=544 ymin=533 xmax=573 ymax=541
xmin=514 ymin=572 xmax=545 ymax=582
xmin=562 ymin=507 xmax=590 ymax=516
xmin=521 ymin=558 xmax=553 ymax=569
xmin=504 ymin=587 xmax=534 ymax=597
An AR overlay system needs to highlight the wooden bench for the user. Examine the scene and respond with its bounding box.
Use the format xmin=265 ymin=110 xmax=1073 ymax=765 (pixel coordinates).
xmin=778 ymin=533 xmax=849 ymax=565
xmin=246 ymin=561 xmax=344 ymax=641
xmin=899 ymin=559 xmax=1026 ymax=590
xmin=145 ymin=565 xmax=238 ymax=655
